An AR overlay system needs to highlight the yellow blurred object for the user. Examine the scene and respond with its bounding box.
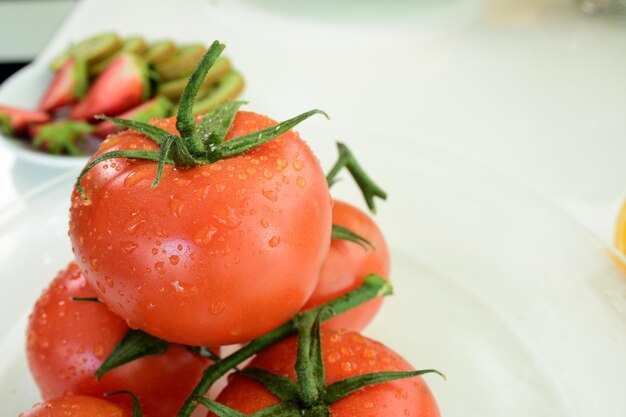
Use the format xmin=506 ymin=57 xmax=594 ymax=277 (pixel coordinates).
xmin=613 ymin=199 xmax=626 ymax=274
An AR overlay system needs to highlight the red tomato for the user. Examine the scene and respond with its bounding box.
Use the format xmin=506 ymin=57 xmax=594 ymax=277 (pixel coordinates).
xmin=69 ymin=111 xmax=332 ymax=346
xmin=302 ymin=200 xmax=390 ymax=331
xmin=20 ymin=395 xmax=131 ymax=417
xmin=26 ymin=262 xmax=212 ymax=417
xmin=213 ymin=329 xmax=439 ymax=417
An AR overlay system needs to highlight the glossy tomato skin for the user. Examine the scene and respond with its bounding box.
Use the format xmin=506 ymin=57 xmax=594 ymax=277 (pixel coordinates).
xmin=212 ymin=329 xmax=439 ymax=417
xmin=302 ymin=200 xmax=390 ymax=331
xmin=26 ymin=262 xmax=212 ymax=417
xmin=69 ymin=111 xmax=332 ymax=346
xmin=20 ymin=395 xmax=131 ymax=417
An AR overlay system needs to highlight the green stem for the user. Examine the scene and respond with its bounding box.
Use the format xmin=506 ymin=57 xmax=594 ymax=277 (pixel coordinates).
xmin=176 ymin=41 xmax=225 ymax=152
xmin=294 ymin=314 xmax=320 ymax=406
xmin=176 ymin=274 xmax=392 ymax=417
xmin=326 ymin=142 xmax=387 ymax=213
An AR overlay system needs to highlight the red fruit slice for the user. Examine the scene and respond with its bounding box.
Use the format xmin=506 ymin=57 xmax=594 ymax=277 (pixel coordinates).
xmin=39 ymin=57 xmax=88 ymax=112
xmin=70 ymin=53 xmax=151 ymax=121
xmin=94 ymin=96 xmax=173 ymax=138
xmin=0 ymin=105 xmax=51 ymax=136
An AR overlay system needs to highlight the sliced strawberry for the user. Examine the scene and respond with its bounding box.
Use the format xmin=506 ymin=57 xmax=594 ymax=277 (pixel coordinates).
xmin=94 ymin=96 xmax=173 ymax=138
xmin=0 ymin=105 xmax=51 ymax=136
xmin=32 ymin=121 xmax=93 ymax=155
xmin=39 ymin=57 xmax=88 ymax=112
xmin=70 ymin=54 xmax=151 ymax=121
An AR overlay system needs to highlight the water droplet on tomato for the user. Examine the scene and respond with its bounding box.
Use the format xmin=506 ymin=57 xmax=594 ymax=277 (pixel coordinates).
xmin=96 ymin=281 xmax=106 ymax=294
xmin=212 ymin=205 xmax=241 ymax=229
xmin=281 ymin=175 xmax=289 ymax=184
xmin=124 ymin=212 xmax=146 ymax=235
xmin=263 ymin=169 xmax=273 ymax=179
xmin=328 ymin=352 xmax=341 ymax=364
xmin=194 ymin=225 xmax=217 ymax=246
xmin=269 ymin=236 xmax=281 ymax=248
xmin=260 ymin=218 xmax=269 ymax=228
xmin=104 ymin=276 xmax=114 ymax=288
xmin=363 ymin=402 xmax=374 ymax=409
xmin=209 ymin=301 xmax=226 ymax=315
xmin=92 ymin=343 xmax=105 ymax=360
xmin=276 ymin=158 xmax=288 ymax=170
xmin=169 ymin=195 xmax=184 ymax=217
xmin=168 ymin=255 xmax=180 ymax=266
xmin=146 ymin=303 xmax=156 ymax=310
xmin=262 ymin=189 xmax=278 ymax=202
xmin=341 ymin=361 xmax=356 ymax=372
xmin=297 ymin=176 xmax=307 ymax=188
xmin=404 ymin=409 xmax=411 ymax=416
xmin=88 ymin=256 xmax=100 ymax=272
xmin=293 ymin=160 xmax=304 ymax=170
xmin=121 ymin=241 xmax=139 ymax=254
xmin=155 ymin=261 xmax=165 ymax=275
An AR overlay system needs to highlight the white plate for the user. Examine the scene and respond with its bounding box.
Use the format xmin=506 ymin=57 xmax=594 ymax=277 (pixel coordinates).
xmin=0 ymin=63 xmax=93 ymax=169
xmin=1 ymin=127 xmax=626 ymax=416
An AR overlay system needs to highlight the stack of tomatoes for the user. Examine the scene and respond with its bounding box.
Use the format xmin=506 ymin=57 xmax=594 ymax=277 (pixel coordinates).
xmin=20 ymin=42 xmax=440 ymax=417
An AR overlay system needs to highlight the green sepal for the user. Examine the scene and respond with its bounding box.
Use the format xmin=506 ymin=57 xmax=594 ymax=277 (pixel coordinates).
xmin=75 ymin=149 xmax=163 ymax=198
xmin=211 ymin=109 xmax=328 ymax=162
xmin=323 ymin=369 xmax=445 ymax=404
xmin=95 ymin=329 xmax=169 ymax=380
xmin=193 ymin=100 xmax=246 ymax=154
xmin=331 ymin=224 xmax=375 ymax=251
xmin=195 ymin=398 xmax=300 ymax=417
xmin=326 ymin=142 xmax=387 ymax=213
xmin=238 ymin=368 xmax=299 ymax=402
xmin=95 ymin=116 xmax=172 ymax=145
xmin=302 ymin=404 xmax=330 ymax=417
xmin=250 ymin=402 xmax=302 ymax=417
xmin=176 ymin=41 xmax=225 ymax=146
xmin=194 ymin=398 xmax=245 ymax=417
xmin=104 ymin=391 xmax=144 ymax=417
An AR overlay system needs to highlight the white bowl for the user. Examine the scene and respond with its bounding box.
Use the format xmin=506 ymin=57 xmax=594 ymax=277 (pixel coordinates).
xmin=0 ymin=63 xmax=92 ymax=169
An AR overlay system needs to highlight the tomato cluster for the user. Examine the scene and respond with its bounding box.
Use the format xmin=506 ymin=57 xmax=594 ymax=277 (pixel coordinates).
xmin=20 ymin=42 xmax=440 ymax=417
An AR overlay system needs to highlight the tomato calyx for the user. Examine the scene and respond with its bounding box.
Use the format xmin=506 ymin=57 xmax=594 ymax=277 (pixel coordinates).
xmin=75 ymin=40 xmax=328 ymax=197
xmin=195 ymin=306 xmax=444 ymax=417
xmin=327 ymin=142 xmax=387 ymax=213
xmin=176 ymin=274 xmax=392 ymax=417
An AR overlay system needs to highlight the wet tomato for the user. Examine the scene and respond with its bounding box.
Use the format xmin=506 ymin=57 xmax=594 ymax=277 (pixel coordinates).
xmin=19 ymin=395 xmax=131 ymax=417
xmin=69 ymin=111 xmax=332 ymax=346
xmin=302 ymin=200 xmax=390 ymax=331
xmin=26 ymin=262 xmax=212 ymax=417
xmin=212 ymin=329 xmax=439 ymax=417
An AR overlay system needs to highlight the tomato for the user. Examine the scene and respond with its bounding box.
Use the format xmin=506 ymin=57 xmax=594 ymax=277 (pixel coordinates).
xmin=69 ymin=111 xmax=332 ymax=346
xmin=26 ymin=262 xmax=212 ymax=417
xmin=302 ymin=200 xmax=390 ymax=331
xmin=19 ymin=395 xmax=131 ymax=417
xmin=212 ymin=329 xmax=439 ymax=417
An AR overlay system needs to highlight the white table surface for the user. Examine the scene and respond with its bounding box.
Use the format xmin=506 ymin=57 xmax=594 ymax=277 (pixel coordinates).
xmin=1 ymin=0 xmax=626 ymax=248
